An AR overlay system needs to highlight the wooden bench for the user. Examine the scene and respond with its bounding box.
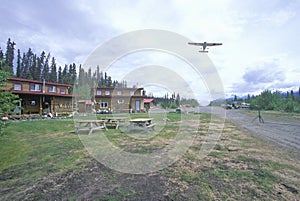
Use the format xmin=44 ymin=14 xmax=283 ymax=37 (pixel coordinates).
xmin=146 ymin=123 xmax=156 ymax=131
xmin=127 ymin=118 xmax=155 ymax=133
xmin=75 ymin=120 xmax=108 ymax=135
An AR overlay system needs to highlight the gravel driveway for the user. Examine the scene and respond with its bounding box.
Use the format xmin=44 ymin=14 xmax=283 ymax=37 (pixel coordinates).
xmin=198 ymin=107 xmax=300 ymax=157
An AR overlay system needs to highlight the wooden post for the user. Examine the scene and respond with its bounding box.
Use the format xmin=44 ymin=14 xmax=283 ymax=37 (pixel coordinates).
xmin=50 ymin=97 xmax=53 ymax=114
xmin=39 ymin=96 xmax=43 ymax=115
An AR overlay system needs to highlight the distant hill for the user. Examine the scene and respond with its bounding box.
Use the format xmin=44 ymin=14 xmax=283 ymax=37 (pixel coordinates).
xmin=211 ymin=89 xmax=300 ymax=104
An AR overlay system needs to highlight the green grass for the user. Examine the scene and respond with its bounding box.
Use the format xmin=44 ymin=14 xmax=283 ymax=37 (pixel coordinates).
xmin=240 ymin=109 xmax=300 ymax=123
xmin=0 ymin=112 xmax=299 ymax=200
xmin=0 ymin=120 xmax=93 ymax=201
xmin=0 ymin=120 xmax=86 ymax=186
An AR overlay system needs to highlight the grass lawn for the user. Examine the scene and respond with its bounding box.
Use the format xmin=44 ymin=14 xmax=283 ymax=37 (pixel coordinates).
xmin=239 ymin=109 xmax=300 ymax=123
xmin=0 ymin=113 xmax=299 ymax=200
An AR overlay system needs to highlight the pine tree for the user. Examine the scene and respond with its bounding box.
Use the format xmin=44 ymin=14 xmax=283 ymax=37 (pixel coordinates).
xmin=107 ymin=76 xmax=112 ymax=86
xmin=37 ymin=51 xmax=46 ymax=80
xmin=35 ymin=57 xmax=42 ymax=81
xmin=31 ymin=54 xmax=37 ymax=80
xmin=25 ymin=48 xmax=34 ymax=79
xmin=21 ymin=52 xmax=28 ymax=78
xmin=70 ymin=63 xmax=77 ymax=84
xmin=78 ymin=64 xmax=85 ymax=86
xmin=0 ymin=48 xmax=3 ymax=60
xmin=16 ymin=49 xmax=21 ymax=77
xmin=291 ymin=90 xmax=295 ymax=101
xmin=68 ymin=64 xmax=73 ymax=84
xmin=61 ymin=64 xmax=68 ymax=84
xmin=104 ymin=72 xmax=107 ymax=86
xmin=0 ymin=68 xmax=20 ymax=134
xmin=49 ymin=57 xmax=57 ymax=82
xmin=99 ymin=71 xmax=104 ymax=86
xmin=0 ymin=48 xmax=4 ymax=70
xmin=96 ymin=65 xmax=100 ymax=81
xmin=176 ymin=93 xmax=180 ymax=106
xmin=42 ymin=53 xmax=50 ymax=81
xmin=58 ymin=66 xmax=62 ymax=84
xmin=4 ymin=38 xmax=15 ymax=74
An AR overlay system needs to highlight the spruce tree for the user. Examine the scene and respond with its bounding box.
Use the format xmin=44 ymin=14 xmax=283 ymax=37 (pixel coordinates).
xmin=49 ymin=57 xmax=57 ymax=82
xmin=42 ymin=53 xmax=50 ymax=81
xmin=35 ymin=57 xmax=42 ymax=81
xmin=16 ymin=49 xmax=21 ymax=78
xmin=0 ymin=64 xmax=20 ymax=134
xmin=78 ymin=64 xmax=85 ymax=86
xmin=4 ymin=38 xmax=15 ymax=74
xmin=69 ymin=63 xmax=77 ymax=84
xmin=0 ymin=48 xmax=4 ymax=70
xmin=0 ymin=48 xmax=3 ymax=60
xmin=61 ymin=64 xmax=68 ymax=84
xmin=21 ymin=52 xmax=29 ymax=78
xmin=25 ymin=50 xmax=34 ymax=79
xmin=31 ymin=54 xmax=37 ymax=80
xmin=58 ymin=66 xmax=62 ymax=83
xmin=291 ymin=90 xmax=295 ymax=101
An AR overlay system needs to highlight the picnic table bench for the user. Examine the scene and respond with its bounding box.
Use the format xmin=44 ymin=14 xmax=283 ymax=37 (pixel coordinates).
xmin=127 ymin=118 xmax=155 ymax=133
xmin=75 ymin=120 xmax=108 ymax=135
xmin=100 ymin=117 xmax=127 ymax=129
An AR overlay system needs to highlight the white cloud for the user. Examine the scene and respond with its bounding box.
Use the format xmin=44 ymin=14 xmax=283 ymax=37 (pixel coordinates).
xmin=0 ymin=0 xmax=300 ymax=98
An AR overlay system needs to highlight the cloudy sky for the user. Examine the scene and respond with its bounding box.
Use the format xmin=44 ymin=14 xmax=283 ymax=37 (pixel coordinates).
xmin=1 ymin=0 xmax=300 ymax=100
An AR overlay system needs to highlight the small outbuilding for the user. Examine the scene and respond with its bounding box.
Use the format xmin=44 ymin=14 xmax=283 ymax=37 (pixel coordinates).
xmin=144 ymin=98 xmax=154 ymax=110
xmin=78 ymin=100 xmax=93 ymax=113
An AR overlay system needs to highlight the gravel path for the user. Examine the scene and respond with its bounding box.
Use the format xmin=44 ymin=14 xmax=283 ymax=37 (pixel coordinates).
xmin=198 ymin=107 xmax=300 ymax=155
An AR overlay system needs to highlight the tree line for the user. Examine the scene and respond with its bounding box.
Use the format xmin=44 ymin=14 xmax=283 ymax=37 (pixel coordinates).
xmin=248 ymin=89 xmax=300 ymax=113
xmin=149 ymin=92 xmax=199 ymax=109
xmin=0 ymin=38 xmax=127 ymax=88
xmin=224 ymin=89 xmax=300 ymax=113
xmin=1 ymin=38 xmax=199 ymax=107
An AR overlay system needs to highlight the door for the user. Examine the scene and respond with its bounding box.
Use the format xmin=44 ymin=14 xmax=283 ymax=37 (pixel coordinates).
xmin=135 ymin=100 xmax=141 ymax=112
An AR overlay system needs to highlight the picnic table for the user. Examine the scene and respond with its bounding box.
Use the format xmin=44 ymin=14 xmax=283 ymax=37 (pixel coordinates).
xmin=127 ymin=118 xmax=155 ymax=133
xmin=75 ymin=120 xmax=108 ymax=135
xmin=100 ymin=117 xmax=128 ymax=129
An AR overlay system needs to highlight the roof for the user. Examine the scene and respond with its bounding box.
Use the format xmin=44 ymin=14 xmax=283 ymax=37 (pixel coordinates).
xmin=8 ymin=77 xmax=72 ymax=87
xmin=144 ymin=98 xmax=154 ymax=103
xmin=11 ymin=90 xmax=74 ymax=97
xmin=96 ymin=86 xmax=144 ymax=90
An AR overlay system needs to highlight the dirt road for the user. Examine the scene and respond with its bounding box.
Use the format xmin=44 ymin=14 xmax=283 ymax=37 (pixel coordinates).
xmin=198 ymin=107 xmax=300 ymax=157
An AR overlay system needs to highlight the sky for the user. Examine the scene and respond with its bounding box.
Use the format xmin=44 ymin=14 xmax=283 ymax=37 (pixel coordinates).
xmin=1 ymin=0 xmax=300 ymax=102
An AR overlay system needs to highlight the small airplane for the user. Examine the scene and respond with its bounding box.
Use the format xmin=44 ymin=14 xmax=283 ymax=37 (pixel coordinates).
xmin=188 ymin=41 xmax=222 ymax=52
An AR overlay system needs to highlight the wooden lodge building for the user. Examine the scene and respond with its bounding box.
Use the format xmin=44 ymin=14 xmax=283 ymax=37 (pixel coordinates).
xmin=4 ymin=77 xmax=147 ymax=115
xmin=5 ymin=77 xmax=73 ymax=115
xmin=92 ymin=86 xmax=147 ymax=113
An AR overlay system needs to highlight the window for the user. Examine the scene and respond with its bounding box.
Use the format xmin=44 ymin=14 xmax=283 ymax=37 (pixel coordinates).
xmin=60 ymin=88 xmax=66 ymax=94
xmin=130 ymin=91 xmax=135 ymax=96
xmin=14 ymin=83 xmax=21 ymax=91
xmin=30 ymin=100 xmax=36 ymax=105
xmin=117 ymin=91 xmax=122 ymax=95
xmin=48 ymin=85 xmax=56 ymax=93
xmin=30 ymin=83 xmax=41 ymax=91
xmin=117 ymin=99 xmax=124 ymax=104
xmin=105 ymin=90 xmax=110 ymax=95
xmin=96 ymin=90 xmax=102 ymax=95
xmin=100 ymin=102 xmax=108 ymax=108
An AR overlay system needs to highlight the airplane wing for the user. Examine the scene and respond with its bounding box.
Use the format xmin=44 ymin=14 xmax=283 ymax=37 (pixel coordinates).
xmin=188 ymin=42 xmax=204 ymax=46
xmin=206 ymin=43 xmax=222 ymax=46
